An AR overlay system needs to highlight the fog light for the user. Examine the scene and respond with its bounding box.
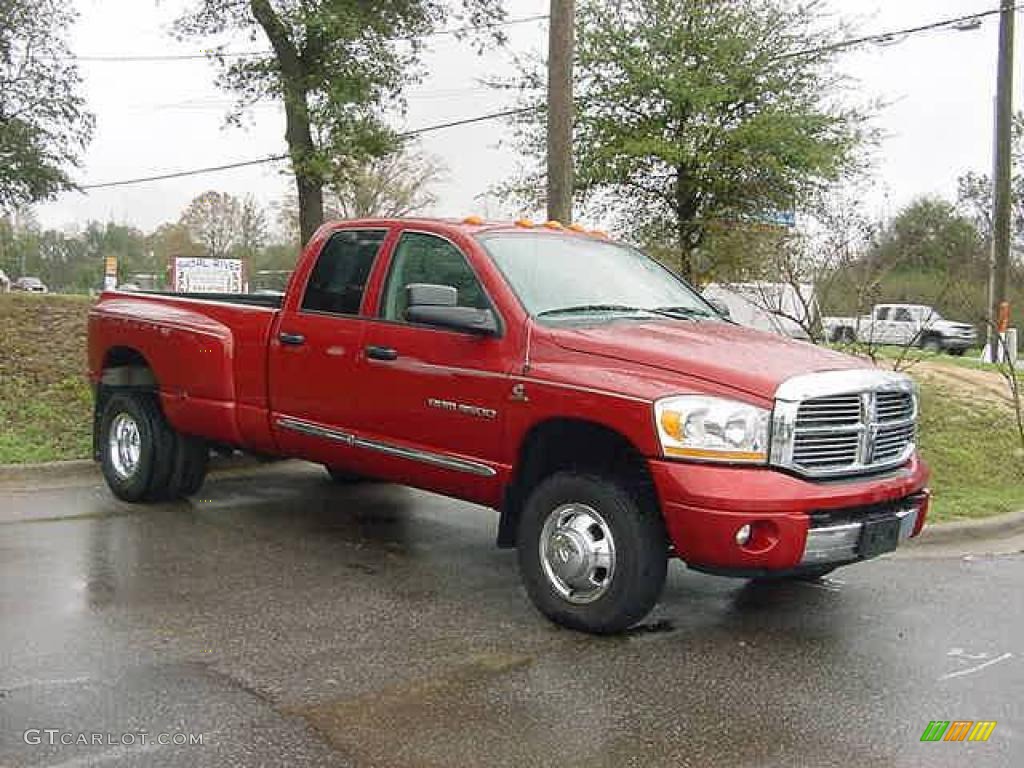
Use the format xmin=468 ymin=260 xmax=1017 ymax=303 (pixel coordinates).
xmin=735 ymin=524 xmax=752 ymax=546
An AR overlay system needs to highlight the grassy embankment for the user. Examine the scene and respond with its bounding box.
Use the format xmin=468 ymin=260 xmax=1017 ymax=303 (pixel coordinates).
xmin=1 ymin=294 xmax=1021 ymax=521
xmin=0 ymin=294 xmax=93 ymax=463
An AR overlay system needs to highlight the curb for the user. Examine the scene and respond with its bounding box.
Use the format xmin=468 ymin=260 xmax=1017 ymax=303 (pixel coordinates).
xmin=0 ymin=453 xmax=272 ymax=488
xmin=909 ymin=509 xmax=1024 ymax=547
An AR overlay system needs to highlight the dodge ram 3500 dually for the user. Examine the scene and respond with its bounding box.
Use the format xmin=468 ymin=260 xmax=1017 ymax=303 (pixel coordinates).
xmin=88 ymin=218 xmax=930 ymax=633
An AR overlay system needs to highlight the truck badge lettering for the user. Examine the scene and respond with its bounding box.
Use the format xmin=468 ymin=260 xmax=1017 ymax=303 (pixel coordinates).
xmin=427 ymin=398 xmax=497 ymax=420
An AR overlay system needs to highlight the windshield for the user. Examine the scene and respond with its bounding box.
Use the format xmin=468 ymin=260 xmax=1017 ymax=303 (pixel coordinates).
xmin=477 ymin=233 xmax=716 ymax=321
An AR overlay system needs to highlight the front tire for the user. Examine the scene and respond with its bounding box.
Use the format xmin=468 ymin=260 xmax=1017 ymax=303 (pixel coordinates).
xmin=517 ymin=472 xmax=667 ymax=634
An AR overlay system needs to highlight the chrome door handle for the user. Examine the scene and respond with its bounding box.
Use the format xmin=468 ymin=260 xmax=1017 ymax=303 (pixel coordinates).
xmin=279 ymin=332 xmax=306 ymax=346
xmin=365 ymin=345 xmax=399 ymax=361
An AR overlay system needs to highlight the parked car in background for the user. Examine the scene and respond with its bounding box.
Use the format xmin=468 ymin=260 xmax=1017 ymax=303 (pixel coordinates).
xmin=0 ymin=269 xmax=10 ymax=292
xmin=12 ymin=276 xmax=48 ymax=294
xmin=824 ymin=303 xmax=976 ymax=355
xmin=703 ymin=282 xmax=819 ymax=341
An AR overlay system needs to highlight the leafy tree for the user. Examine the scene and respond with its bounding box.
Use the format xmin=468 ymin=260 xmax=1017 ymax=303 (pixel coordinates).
xmin=82 ymin=222 xmax=150 ymax=287
xmin=503 ymin=0 xmax=871 ymax=279
xmin=149 ymin=222 xmax=203 ymax=261
xmin=0 ymin=0 xmax=94 ymax=210
xmin=823 ymin=197 xmax=995 ymax=326
xmin=176 ymin=0 xmax=504 ymax=246
xmin=873 ymin=198 xmax=982 ymax=274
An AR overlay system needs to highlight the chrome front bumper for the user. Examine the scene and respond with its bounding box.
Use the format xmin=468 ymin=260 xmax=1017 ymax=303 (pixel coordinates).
xmin=801 ymin=506 xmax=919 ymax=565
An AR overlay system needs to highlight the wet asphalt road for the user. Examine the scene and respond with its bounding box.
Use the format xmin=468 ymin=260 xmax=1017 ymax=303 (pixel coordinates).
xmin=0 ymin=462 xmax=1021 ymax=768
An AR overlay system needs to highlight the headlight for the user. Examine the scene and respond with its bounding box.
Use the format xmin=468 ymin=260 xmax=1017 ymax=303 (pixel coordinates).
xmin=654 ymin=395 xmax=770 ymax=463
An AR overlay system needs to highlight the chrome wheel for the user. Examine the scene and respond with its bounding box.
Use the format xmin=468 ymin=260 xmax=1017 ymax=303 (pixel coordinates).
xmin=108 ymin=412 xmax=141 ymax=480
xmin=539 ymin=503 xmax=616 ymax=604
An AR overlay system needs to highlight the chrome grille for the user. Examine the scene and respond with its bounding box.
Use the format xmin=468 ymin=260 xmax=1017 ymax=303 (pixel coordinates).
xmin=772 ymin=370 xmax=918 ymax=479
xmin=873 ymin=421 xmax=916 ymax=462
xmin=795 ymin=394 xmax=861 ymax=428
xmin=875 ymin=390 xmax=914 ymax=422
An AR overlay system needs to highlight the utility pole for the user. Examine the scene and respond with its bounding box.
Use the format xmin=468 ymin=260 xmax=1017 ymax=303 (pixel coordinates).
xmin=547 ymin=0 xmax=575 ymax=224
xmin=989 ymin=0 xmax=1015 ymax=362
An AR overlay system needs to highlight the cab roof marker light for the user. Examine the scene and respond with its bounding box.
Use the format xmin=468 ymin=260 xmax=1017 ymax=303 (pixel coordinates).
xmin=515 ymin=218 xmax=535 ymax=228
xmin=568 ymin=223 xmax=588 ymax=232
xmin=543 ymin=220 xmax=564 ymax=230
xmin=590 ymin=229 xmax=610 ymax=239
xmin=463 ymin=215 xmax=484 ymax=225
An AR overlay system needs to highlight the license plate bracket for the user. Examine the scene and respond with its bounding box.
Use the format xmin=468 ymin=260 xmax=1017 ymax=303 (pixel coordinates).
xmin=858 ymin=516 xmax=902 ymax=558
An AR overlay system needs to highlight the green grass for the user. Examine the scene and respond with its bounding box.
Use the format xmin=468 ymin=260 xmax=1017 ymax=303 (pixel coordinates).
xmin=916 ymin=381 xmax=1024 ymax=522
xmin=0 ymin=294 xmax=94 ymax=463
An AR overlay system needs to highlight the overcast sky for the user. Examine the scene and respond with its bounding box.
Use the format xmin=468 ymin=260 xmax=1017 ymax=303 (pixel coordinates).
xmin=33 ymin=0 xmax=1023 ymax=235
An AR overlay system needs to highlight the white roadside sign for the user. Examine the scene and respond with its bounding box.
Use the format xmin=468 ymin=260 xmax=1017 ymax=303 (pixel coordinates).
xmin=173 ymin=258 xmax=246 ymax=294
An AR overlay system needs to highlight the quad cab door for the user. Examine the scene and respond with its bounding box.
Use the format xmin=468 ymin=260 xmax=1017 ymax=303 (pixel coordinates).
xmin=268 ymin=227 xmax=392 ymax=467
xmin=889 ymin=306 xmax=918 ymax=346
xmin=353 ymin=230 xmax=516 ymax=506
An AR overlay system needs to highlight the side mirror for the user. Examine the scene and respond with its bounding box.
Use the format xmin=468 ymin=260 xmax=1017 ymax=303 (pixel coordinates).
xmin=707 ymin=297 xmax=732 ymax=319
xmin=405 ymin=283 xmax=499 ymax=336
xmin=406 ymin=283 xmax=457 ymax=308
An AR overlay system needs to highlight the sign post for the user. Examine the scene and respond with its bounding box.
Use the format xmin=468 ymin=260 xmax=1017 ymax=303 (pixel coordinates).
xmin=103 ymin=256 xmax=118 ymax=291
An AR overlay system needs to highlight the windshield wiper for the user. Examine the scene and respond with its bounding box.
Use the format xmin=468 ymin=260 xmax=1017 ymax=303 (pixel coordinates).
xmin=537 ymin=304 xmax=652 ymax=318
xmin=649 ymin=306 xmax=712 ymax=319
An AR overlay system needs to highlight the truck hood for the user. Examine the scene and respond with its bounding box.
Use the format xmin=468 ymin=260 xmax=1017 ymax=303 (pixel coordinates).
xmin=548 ymin=320 xmax=865 ymax=400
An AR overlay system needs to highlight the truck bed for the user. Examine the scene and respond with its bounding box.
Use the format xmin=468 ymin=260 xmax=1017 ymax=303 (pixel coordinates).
xmin=136 ymin=290 xmax=284 ymax=309
xmin=88 ymin=290 xmax=281 ymax=451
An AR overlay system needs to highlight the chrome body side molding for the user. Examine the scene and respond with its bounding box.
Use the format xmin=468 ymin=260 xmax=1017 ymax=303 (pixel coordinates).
xmin=275 ymin=416 xmax=497 ymax=478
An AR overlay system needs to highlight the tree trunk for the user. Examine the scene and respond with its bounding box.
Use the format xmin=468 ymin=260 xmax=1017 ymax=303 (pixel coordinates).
xmin=285 ymin=99 xmax=324 ymax=247
xmin=674 ymin=167 xmax=700 ymax=282
xmin=249 ymin=0 xmax=324 ymax=248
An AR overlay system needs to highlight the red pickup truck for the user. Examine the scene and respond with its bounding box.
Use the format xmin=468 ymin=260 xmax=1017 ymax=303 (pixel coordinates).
xmin=88 ymin=217 xmax=929 ymax=633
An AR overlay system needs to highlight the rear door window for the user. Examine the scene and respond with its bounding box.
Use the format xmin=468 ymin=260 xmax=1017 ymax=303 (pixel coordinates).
xmin=301 ymin=230 xmax=388 ymax=315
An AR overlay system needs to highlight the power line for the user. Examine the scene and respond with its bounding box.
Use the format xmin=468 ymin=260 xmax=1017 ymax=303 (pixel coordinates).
xmin=77 ymin=6 xmax=1014 ymax=190
xmin=68 ymin=15 xmax=549 ymax=63
xmin=79 ymin=106 xmax=539 ymax=190
xmin=784 ymin=5 xmax=1020 ymax=59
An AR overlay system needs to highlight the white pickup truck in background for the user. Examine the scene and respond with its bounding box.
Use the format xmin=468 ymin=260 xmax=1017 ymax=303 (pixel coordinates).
xmin=824 ymin=303 xmax=977 ymax=355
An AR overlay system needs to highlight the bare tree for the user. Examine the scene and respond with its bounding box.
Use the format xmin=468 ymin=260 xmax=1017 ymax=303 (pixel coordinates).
xmin=237 ymin=195 xmax=269 ymax=259
xmin=180 ymin=191 xmax=244 ymax=259
xmin=331 ymin=150 xmax=446 ymax=219
xmin=277 ymin=146 xmax=447 ymax=243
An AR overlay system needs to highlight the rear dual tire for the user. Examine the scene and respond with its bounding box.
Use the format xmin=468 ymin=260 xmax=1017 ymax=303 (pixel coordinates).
xmin=99 ymin=391 xmax=208 ymax=502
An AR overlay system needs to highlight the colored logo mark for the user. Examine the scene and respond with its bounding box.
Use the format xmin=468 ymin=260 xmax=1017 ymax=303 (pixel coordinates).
xmin=920 ymin=721 xmax=997 ymax=742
